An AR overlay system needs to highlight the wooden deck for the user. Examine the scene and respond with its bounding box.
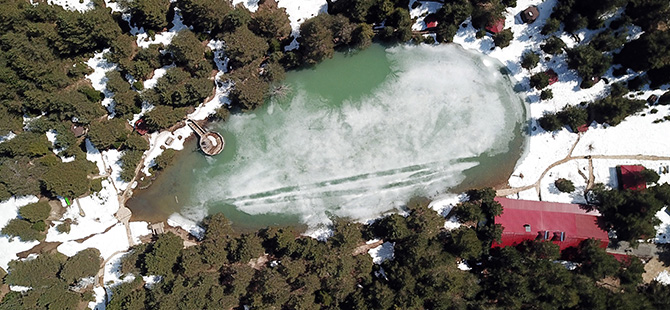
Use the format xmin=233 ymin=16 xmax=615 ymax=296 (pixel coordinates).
xmin=187 ymin=120 xmax=224 ymax=156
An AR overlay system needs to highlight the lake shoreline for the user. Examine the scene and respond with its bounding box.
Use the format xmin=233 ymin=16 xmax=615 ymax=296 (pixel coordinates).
xmin=128 ymin=44 xmax=528 ymax=231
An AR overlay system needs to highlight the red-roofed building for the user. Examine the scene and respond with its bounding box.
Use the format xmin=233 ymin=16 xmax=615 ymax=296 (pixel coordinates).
xmin=546 ymin=69 xmax=559 ymax=85
xmin=576 ymin=124 xmax=589 ymax=133
xmin=617 ymin=165 xmax=647 ymax=191
xmin=485 ymin=18 xmax=505 ymax=34
xmin=493 ymin=198 xmax=608 ymax=251
xmin=424 ymin=13 xmax=439 ymax=29
xmin=134 ymin=118 xmax=149 ymax=136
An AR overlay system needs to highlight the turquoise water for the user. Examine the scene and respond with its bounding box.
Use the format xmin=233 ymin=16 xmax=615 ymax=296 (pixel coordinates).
xmin=128 ymin=44 xmax=528 ymax=230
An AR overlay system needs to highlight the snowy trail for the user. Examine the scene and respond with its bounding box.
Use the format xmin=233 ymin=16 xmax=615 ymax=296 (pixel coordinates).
xmin=497 ymin=134 xmax=670 ymax=198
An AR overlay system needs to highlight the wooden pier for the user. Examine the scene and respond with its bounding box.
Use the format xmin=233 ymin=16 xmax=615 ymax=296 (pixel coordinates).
xmin=187 ymin=120 xmax=224 ymax=156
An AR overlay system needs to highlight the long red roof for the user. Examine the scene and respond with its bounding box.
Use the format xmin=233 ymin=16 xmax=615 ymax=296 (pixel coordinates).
xmin=618 ymin=165 xmax=647 ymax=191
xmin=493 ymin=198 xmax=608 ymax=250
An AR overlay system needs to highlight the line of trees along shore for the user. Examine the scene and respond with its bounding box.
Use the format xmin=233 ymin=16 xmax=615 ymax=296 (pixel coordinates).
xmin=87 ymin=192 xmax=670 ymax=309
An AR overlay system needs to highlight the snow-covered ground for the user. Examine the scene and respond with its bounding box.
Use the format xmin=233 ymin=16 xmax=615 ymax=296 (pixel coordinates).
xmin=167 ymin=213 xmax=205 ymax=240
xmin=368 ymin=241 xmax=394 ymax=264
xmin=0 ymin=196 xmax=40 ymax=270
xmin=276 ymin=0 xmax=328 ymax=50
xmin=47 ymin=0 xmax=95 ymax=12
xmin=18 ymin=0 xmax=670 ymax=300
xmin=0 ymin=132 xmax=16 ymax=144
xmin=413 ymin=0 xmax=670 ymax=244
xmin=58 ymin=223 xmax=130 ymax=260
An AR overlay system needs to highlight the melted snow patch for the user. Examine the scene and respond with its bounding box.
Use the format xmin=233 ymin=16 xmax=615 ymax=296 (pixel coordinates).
xmin=167 ymin=213 xmax=205 ymax=240
xmin=58 ymin=223 xmax=129 ymax=260
xmin=0 ymin=132 xmax=16 ymax=144
xmin=368 ymin=241 xmax=394 ymax=264
xmin=458 ymin=260 xmax=472 ymax=271
xmin=47 ymin=0 xmax=95 ymax=12
xmin=277 ymin=0 xmax=328 ymax=50
xmin=0 ymin=196 xmax=40 ymax=270
xmin=655 ymin=270 xmax=670 ymax=285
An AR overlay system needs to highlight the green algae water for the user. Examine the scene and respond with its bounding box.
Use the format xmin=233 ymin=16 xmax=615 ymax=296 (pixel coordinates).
xmin=128 ymin=44 xmax=529 ymax=230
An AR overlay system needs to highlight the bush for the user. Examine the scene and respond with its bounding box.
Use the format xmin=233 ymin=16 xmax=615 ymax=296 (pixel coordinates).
xmin=224 ymin=26 xmax=269 ymax=68
xmin=143 ymin=232 xmax=183 ymax=276
xmin=42 ymin=160 xmax=92 ymax=198
xmin=19 ymin=201 xmax=51 ymax=223
xmin=558 ymin=105 xmax=589 ymax=132
xmin=641 ymin=168 xmax=660 ymax=184
xmin=521 ymin=51 xmax=540 ymax=70
xmin=167 ymin=30 xmax=206 ymax=73
xmin=124 ymin=133 xmax=149 ymax=151
xmin=120 ymin=150 xmax=144 ymax=182
xmin=541 ymin=18 xmax=560 ymax=35
xmin=59 ymin=248 xmax=102 ymax=284
xmin=540 ymin=89 xmax=554 ymax=100
xmin=530 ymin=72 xmax=550 ymax=90
xmin=143 ymin=106 xmax=188 ymax=132
xmin=120 ymin=0 xmax=170 ymax=31
xmin=153 ymin=149 xmax=177 ymax=171
xmin=541 ymin=36 xmax=566 ymax=55
xmin=2 ymin=219 xmax=44 ymax=241
xmin=627 ymin=75 xmax=649 ymax=91
xmin=90 ymin=178 xmax=103 ymax=193
xmin=31 ymin=220 xmax=46 ymax=232
xmin=567 ymin=45 xmax=612 ymax=80
xmin=56 ymin=220 xmax=72 ymax=234
xmin=0 ymin=132 xmax=51 ymax=158
xmin=78 ymin=86 xmax=104 ymax=103
xmin=589 ymin=95 xmax=646 ymax=126
xmin=493 ymin=28 xmax=514 ymax=48
xmin=5 ymin=252 xmax=66 ymax=287
xmin=250 ymin=0 xmax=292 ymax=39
xmin=88 ymin=119 xmax=129 ymax=150
xmin=555 ymin=178 xmax=576 ymax=193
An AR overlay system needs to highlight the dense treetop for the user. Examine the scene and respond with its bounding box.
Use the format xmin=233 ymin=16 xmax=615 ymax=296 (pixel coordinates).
xmin=86 ymin=192 xmax=670 ymax=309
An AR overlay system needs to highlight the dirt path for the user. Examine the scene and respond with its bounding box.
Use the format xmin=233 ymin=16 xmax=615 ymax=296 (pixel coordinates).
xmin=496 ymin=134 xmax=670 ymax=198
xmin=352 ymin=240 xmax=384 ymax=256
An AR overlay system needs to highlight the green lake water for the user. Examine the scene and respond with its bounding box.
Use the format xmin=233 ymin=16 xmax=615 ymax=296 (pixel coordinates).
xmin=128 ymin=44 xmax=529 ymax=231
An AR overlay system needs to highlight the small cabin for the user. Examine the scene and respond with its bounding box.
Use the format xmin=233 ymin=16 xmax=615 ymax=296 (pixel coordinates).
xmin=70 ymin=124 xmax=87 ymax=138
xmin=647 ymin=94 xmax=658 ymax=105
xmin=617 ymin=165 xmax=647 ymax=191
xmin=521 ymin=6 xmax=540 ymax=24
xmin=546 ymin=69 xmax=559 ymax=85
xmin=134 ymin=118 xmax=149 ymax=136
xmin=485 ymin=18 xmax=505 ymax=34
xmin=576 ymin=124 xmax=589 ymax=133
xmin=424 ymin=13 xmax=439 ymax=29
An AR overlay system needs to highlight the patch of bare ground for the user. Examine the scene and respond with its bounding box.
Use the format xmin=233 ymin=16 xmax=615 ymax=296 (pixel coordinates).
xmin=597 ymin=276 xmax=621 ymax=292
xmin=16 ymin=241 xmax=63 ymax=259
xmin=0 ymin=283 xmax=9 ymax=303
xmin=643 ymin=258 xmax=669 ymax=284
xmin=164 ymin=224 xmax=200 ymax=248
xmin=248 ymin=254 xmax=269 ymax=270
xmin=352 ymin=240 xmax=384 ymax=256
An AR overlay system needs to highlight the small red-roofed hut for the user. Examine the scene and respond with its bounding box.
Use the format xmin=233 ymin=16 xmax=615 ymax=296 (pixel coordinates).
xmin=546 ymin=69 xmax=559 ymax=85
xmin=576 ymin=124 xmax=589 ymax=133
xmin=485 ymin=18 xmax=505 ymax=34
xmin=617 ymin=165 xmax=647 ymax=191
xmin=134 ymin=118 xmax=149 ymax=136
xmin=492 ymin=198 xmax=608 ymax=251
xmin=424 ymin=14 xmax=439 ymax=29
